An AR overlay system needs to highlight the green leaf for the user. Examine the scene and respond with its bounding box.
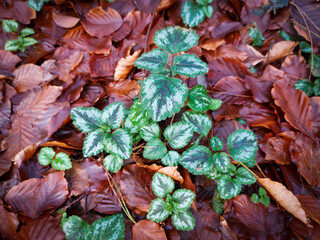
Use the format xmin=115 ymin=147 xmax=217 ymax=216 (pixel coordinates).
xmin=309 ymin=54 xmax=320 ymax=77
xmin=128 ymin=100 xmax=149 ymax=127
xmin=153 ymin=26 xmax=199 ymax=54
xmin=52 ymin=152 xmax=72 ymax=170
xmin=20 ymin=28 xmax=35 ymax=37
xmin=181 ymin=1 xmax=205 ymax=28
xmin=172 ymin=54 xmax=208 ymax=77
xmin=172 ymin=210 xmax=195 ymax=231
xmin=103 ymin=129 xmax=132 ymax=159
xmin=172 ymin=189 xmax=195 ymax=210
xmin=27 ymin=0 xmax=49 ymax=11
xmin=4 ymin=39 xmax=20 ymax=51
xmin=294 ymin=79 xmax=314 ymax=96
xmin=164 ymin=121 xmax=194 ymax=149
xmin=299 ymin=41 xmax=312 ymax=53
xmin=227 ymin=164 xmax=237 ymax=176
xmin=61 ymin=215 xmax=90 ymax=240
xmin=101 ymin=102 xmax=125 ymax=129
xmin=2 ymin=19 xmax=18 ymax=33
xmin=88 ymin=214 xmax=125 ymax=240
xmin=161 ymin=151 xmax=180 ymax=166
xmin=314 ymin=79 xmax=320 ymax=96
xmin=187 ymin=85 xmax=211 ymax=112
xmin=279 ymin=30 xmax=293 ymax=41
xmin=196 ymin=0 xmax=213 ymax=5
xmin=217 ymin=174 xmax=242 ymax=199
xmin=38 ymin=147 xmax=55 ymax=166
xmin=212 ymin=190 xmax=225 ymax=214
xmin=213 ymin=152 xmax=231 ymax=173
xmin=140 ymin=122 xmax=161 ymax=141
xmin=205 ymin=168 xmax=222 ymax=181
xmin=258 ymin=187 xmax=267 ymax=197
xmin=210 ymin=136 xmax=223 ymax=151
xmin=141 ymin=74 xmax=188 ymax=122
xmin=179 ymin=145 xmax=213 ymax=175
xmin=104 ymin=154 xmax=123 ymax=173
xmin=71 ymin=107 xmax=102 ymax=133
xmin=251 ymin=194 xmax=260 ymax=203
xmin=134 ymin=49 xmax=168 ymax=72
xmin=152 ymin=172 xmax=175 ymax=197
xmin=182 ymin=111 xmax=211 ymax=136
xmin=22 ymin=37 xmax=37 ymax=47
xmin=248 ymin=65 xmax=257 ymax=73
xmin=236 ymin=167 xmax=256 ymax=185
xmin=124 ymin=117 xmax=139 ymax=134
xmin=260 ymin=196 xmax=270 ymax=207
xmin=83 ymin=129 xmax=105 ymax=157
xmin=227 ymin=129 xmax=258 ymax=166
xmin=249 ymin=23 xmax=265 ymax=46
xmin=143 ymin=138 xmax=167 ymax=160
xmin=147 ymin=198 xmax=171 ymax=222
xmin=203 ymin=5 xmax=214 ymax=18
xmin=209 ymin=99 xmax=222 ymax=110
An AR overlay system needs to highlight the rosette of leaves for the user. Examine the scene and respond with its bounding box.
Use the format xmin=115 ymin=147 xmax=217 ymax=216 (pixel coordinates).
xmin=147 ymin=173 xmax=196 ymax=231
xmin=134 ymin=26 xmax=209 ymax=122
xmin=38 ymin=147 xmax=72 ymax=170
xmin=181 ymin=0 xmax=214 ymax=28
xmin=61 ymin=213 xmax=125 ymax=240
xmin=251 ymin=187 xmax=270 ymax=207
xmin=71 ymin=102 xmax=133 ymax=173
xmin=2 ymin=19 xmax=37 ymax=52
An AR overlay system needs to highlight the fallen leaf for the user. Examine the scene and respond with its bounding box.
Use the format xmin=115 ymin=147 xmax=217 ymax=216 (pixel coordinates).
xmin=215 ymin=44 xmax=248 ymax=62
xmin=201 ymin=38 xmax=226 ymax=51
xmin=133 ymin=154 xmax=162 ymax=172
xmin=52 ymin=11 xmax=80 ymax=28
xmin=0 ymin=203 xmax=19 ymax=240
xmin=297 ymin=194 xmax=320 ymax=226
xmin=158 ymin=166 xmax=183 ymax=184
xmin=311 ymin=97 xmax=320 ymax=136
xmin=257 ymin=178 xmax=311 ymax=227
xmin=0 ymin=50 xmax=20 ymax=75
xmin=114 ymin=50 xmax=141 ymax=80
xmin=264 ymin=41 xmax=298 ymax=65
xmin=281 ymin=55 xmax=309 ymax=83
xmin=237 ymin=44 xmax=264 ymax=67
xmin=245 ymin=75 xmax=273 ymax=103
xmin=132 ymin=220 xmax=167 ymax=240
xmin=106 ymin=79 xmax=140 ymax=99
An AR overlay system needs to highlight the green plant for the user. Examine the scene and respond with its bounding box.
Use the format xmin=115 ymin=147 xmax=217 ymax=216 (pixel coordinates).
xmin=27 ymin=0 xmax=49 ymax=11
xmin=181 ymin=0 xmax=214 ymax=28
xmin=248 ymin=22 xmax=265 ymax=47
xmin=61 ymin=213 xmax=125 ymax=240
xmin=38 ymin=147 xmax=72 ymax=170
xmin=251 ymin=187 xmax=270 ymax=207
xmin=2 ymin=19 xmax=37 ymax=52
xmin=147 ymin=173 xmax=196 ymax=231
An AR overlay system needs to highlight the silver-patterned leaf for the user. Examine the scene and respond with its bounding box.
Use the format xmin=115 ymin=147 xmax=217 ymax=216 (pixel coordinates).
xmin=61 ymin=214 xmax=90 ymax=240
xmin=2 ymin=19 xmax=19 ymax=33
xmin=187 ymin=85 xmax=211 ymax=112
xmin=152 ymin=172 xmax=175 ymax=197
xmin=140 ymin=122 xmax=161 ymax=141
xmin=172 ymin=189 xmax=195 ymax=210
xmin=71 ymin=107 xmax=102 ymax=133
xmin=38 ymin=147 xmax=55 ymax=166
xmin=171 ymin=54 xmax=208 ymax=77
xmin=104 ymin=154 xmax=123 ymax=173
xmin=213 ymin=152 xmax=231 ymax=173
xmin=128 ymin=100 xmax=149 ymax=127
xmin=83 ymin=129 xmax=105 ymax=157
xmin=161 ymin=151 xmax=180 ymax=166
xmin=181 ymin=1 xmax=205 ymax=28
xmin=134 ymin=48 xmax=168 ymax=72
xmin=210 ymin=136 xmax=223 ymax=151
xmin=147 ymin=198 xmax=171 ymax=222
xmin=217 ymin=174 xmax=242 ymax=199
xmin=103 ymin=129 xmax=132 ymax=159
xmin=164 ymin=121 xmax=194 ymax=149
xmin=143 ymin=138 xmax=167 ymax=160
xmin=182 ymin=111 xmax=211 ymax=136
xmin=101 ymin=102 xmax=126 ymax=129
xmin=172 ymin=210 xmax=195 ymax=231
xmin=236 ymin=167 xmax=256 ymax=185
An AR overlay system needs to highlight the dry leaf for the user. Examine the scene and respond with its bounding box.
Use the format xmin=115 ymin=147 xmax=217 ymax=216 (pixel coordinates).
xmin=52 ymin=11 xmax=80 ymax=28
xmin=257 ymin=178 xmax=311 ymax=227
xmin=158 ymin=166 xmax=184 ymax=184
xmin=132 ymin=220 xmax=167 ymax=240
xmin=264 ymin=41 xmax=298 ymax=65
xmin=114 ymin=50 xmax=141 ymax=80
xmin=201 ymin=38 xmax=226 ymax=51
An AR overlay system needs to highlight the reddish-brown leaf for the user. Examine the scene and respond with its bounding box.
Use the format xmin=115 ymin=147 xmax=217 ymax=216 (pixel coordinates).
xmin=106 ymin=79 xmax=140 ymax=99
xmin=52 ymin=11 xmax=80 ymax=28
xmin=281 ymin=55 xmax=309 ymax=84
xmin=245 ymin=75 xmax=273 ymax=103
xmin=0 ymin=203 xmax=19 ymax=240
xmin=311 ymin=97 xmax=320 ymax=137
xmin=0 ymin=50 xmax=21 ymax=75
xmin=201 ymin=38 xmax=225 ymax=51
xmin=263 ymin=41 xmax=298 ymax=65
xmin=237 ymin=44 xmax=264 ymax=67
xmin=132 ymin=220 xmax=167 ymax=240
xmin=0 ymin=83 xmax=16 ymax=138
xmin=82 ymin=7 xmax=123 ymax=38
xmin=114 ymin=50 xmax=141 ymax=80
xmin=133 ymin=0 xmax=159 ymax=13
xmin=0 ymin=1 xmax=36 ymax=25
xmin=214 ymin=44 xmax=247 ymax=62
xmin=297 ymin=194 xmax=320 ymax=225
xmin=4 ymin=171 xmax=68 ymax=219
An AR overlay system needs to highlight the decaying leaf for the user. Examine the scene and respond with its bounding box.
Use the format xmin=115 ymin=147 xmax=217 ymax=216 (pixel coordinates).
xmin=114 ymin=50 xmax=141 ymax=80
xmin=132 ymin=220 xmax=167 ymax=240
xmin=52 ymin=11 xmax=80 ymax=29
xmin=264 ymin=41 xmax=298 ymax=65
xmin=158 ymin=166 xmax=184 ymax=184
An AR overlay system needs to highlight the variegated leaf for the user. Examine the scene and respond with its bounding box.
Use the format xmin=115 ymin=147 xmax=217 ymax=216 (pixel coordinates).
xmin=143 ymin=139 xmax=167 ymax=160
xmin=172 ymin=189 xmax=195 ymax=210
xmin=147 ymin=198 xmax=171 ymax=222
xmin=182 ymin=111 xmax=211 ymax=136
xmin=71 ymin=107 xmax=102 ymax=133
xmin=104 ymin=154 xmax=123 ymax=173
xmin=134 ymin=48 xmax=168 ymax=72
xmin=103 ymin=129 xmax=132 ymax=159
xmin=140 ymin=122 xmax=161 ymax=141
xmin=172 ymin=210 xmax=195 ymax=231
xmin=83 ymin=129 xmax=105 ymax=157
xmin=171 ymin=54 xmax=208 ymax=77
xmin=161 ymin=151 xmax=180 ymax=166
xmin=152 ymin=172 xmax=175 ymax=198
xmin=164 ymin=121 xmax=194 ymax=149
xmin=101 ymin=102 xmax=126 ymax=129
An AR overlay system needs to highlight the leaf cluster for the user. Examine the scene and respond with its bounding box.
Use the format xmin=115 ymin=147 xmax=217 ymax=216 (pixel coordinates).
xmin=38 ymin=147 xmax=72 ymax=170
xmin=181 ymin=0 xmax=214 ymax=28
xmin=251 ymin=187 xmax=270 ymax=207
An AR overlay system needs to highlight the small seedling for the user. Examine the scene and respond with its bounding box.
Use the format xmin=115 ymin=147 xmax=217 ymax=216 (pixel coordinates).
xmin=38 ymin=147 xmax=72 ymax=170
xmin=2 ymin=19 xmax=37 ymax=52
xmin=248 ymin=22 xmax=265 ymax=46
xmin=251 ymin=187 xmax=270 ymax=207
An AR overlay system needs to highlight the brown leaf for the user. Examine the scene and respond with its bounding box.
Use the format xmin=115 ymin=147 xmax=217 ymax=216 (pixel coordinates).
xmin=272 ymin=79 xmax=313 ymax=138
xmin=4 ymin=171 xmax=68 ymax=219
xmin=201 ymin=38 xmax=225 ymax=51
xmin=281 ymin=55 xmax=309 ymax=83
xmin=245 ymin=75 xmax=273 ymax=103
xmin=106 ymin=79 xmax=140 ymax=99
xmin=237 ymin=44 xmax=264 ymax=67
xmin=297 ymin=194 xmax=320 ymax=226
xmin=65 ymin=158 xmax=108 ymax=196
xmin=215 ymin=44 xmax=247 ymax=62
xmin=0 ymin=83 xmax=16 ymax=138
xmin=133 ymin=154 xmax=162 ymax=172
xmin=132 ymin=220 xmax=167 ymax=240
xmin=0 ymin=203 xmax=19 ymax=240
xmin=261 ymin=65 xmax=285 ymax=81
xmin=263 ymin=41 xmax=298 ymax=65
xmin=56 ymin=50 xmax=83 ymax=82
xmin=0 ymin=1 xmax=36 ymax=25
xmin=18 ymin=214 xmax=65 ymax=240
xmin=133 ymin=0 xmax=160 ymax=13
xmin=114 ymin=50 xmax=141 ymax=80
xmin=158 ymin=167 xmax=183 ymax=184
xmin=13 ymin=64 xmax=55 ymax=92
xmin=311 ymin=97 xmax=320 ymax=136
xmin=257 ymin=178 xmax=311 ymax=227
xmin=52 ymin=11 xmax=80 ymax=28
xmin=82 ymin=7 xmax=123 ymax=38
xmin=0 ymin=50 xmax=20 ymax=75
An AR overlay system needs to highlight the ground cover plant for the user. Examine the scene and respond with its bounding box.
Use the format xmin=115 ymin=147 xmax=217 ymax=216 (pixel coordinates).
xmin=0 ymin=0 xmax=320 ymax=239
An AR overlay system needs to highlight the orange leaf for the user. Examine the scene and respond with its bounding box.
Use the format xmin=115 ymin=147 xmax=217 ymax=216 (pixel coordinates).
xmin=263 ymin=41 xmax=298 ymax=65
xmin=158 ymin=166 xmax=184 ymax=184
xmin=132 ymin=220 xmax=167 ymax=240
xmin=114 ymin=50 xmax=141 ymax=81
xmin=52 ymin=11 xmax=80 ymax=28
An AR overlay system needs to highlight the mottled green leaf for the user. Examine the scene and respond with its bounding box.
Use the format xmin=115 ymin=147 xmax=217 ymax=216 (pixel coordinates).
xmin=310 ymin=54 xmax=320 ymax=77
xmin=161 ymin=151 xmax=180 ymax=166
xmin=52 ymin=152 xmax=72 ymax=170
xmin=134 ymin=48 xmax=168 ymax=72
xmin=251 ymin=194 xmax=260 ymax=203
xmin=205 ymin=168 xmax=222 ymax=181
xmin=83 ymin=129 xmax=105 ymax=157
xmin=143 ymin=138 xmax=167 ymax=160
xmin=210 ymin=136 xmax=223 ymax=151
xmin=147 ymin=198 xmax=171 ymax=222
xmin=249 ymin=23 xmax=265 ymax=46
xmin=71 ymin=107 xmax=102 ymax=133
xmin=61 ymin=215 xmax=90 ymax=240
xmin=217 ymin=174 xmax=242 ymax=199
xmin=171 ymin=54 xmax=208 ymax=77
xmin=209 ymin=99 xmax=222 ymax=110
xmin=181 ymin=1 xmax=205 ymax=28
xmin=2 ymin=19 xmax=18 ymax=33
xmin=20 ymin=28 xmax=35 ymax=37
xmin=152 ymin=172 xmax=175 ymax=197
xmin=187 ymin=85 xmax=211 ymax=112
xmin=141 ymin=74 xmax=188 ymax=122
xmin=172 ymin=210 xmax=195 ymax=231
xmin=140 ymin=122 xmax=161 ymax=141
xmin=182 ymin=111 xmax=211 ymax=136
xmin=22 ymin=37 xmax=37 ymax=47
xmin=196 ymin=0 xmax=213 ymax=5
xmin=299 ymin=41 xmax=312 ymax=53
xmin=260 ymin=196 xmax=270 ymax=207
xmin=153 ymin=26 xmax=199 ymax=54
xmin=27 ymin=0 xmax=49 ymax=11
xmin=294 ymin=79 xmax=314 ymax=96
xmin=314 ymin=79 xmax=320 ymax=96
xmin=103 ymin=129 xmax=132 ymax=159
xmin=4 ymin=39 xmax=20 ymax=51
xmin=124 ymin=117 xmax=139 ymax=134
xmin=104 ymin=154 xmax=123 ymax=173
xmin=164 ymin=121 xmax=194 ymax=149
xmin=38 ymin=147 xmax=55 ymax=166
xmin=179 ymin=145 xmax=213 ymax=175
xmin=213 ymin=152 xmax=231 ymax=173
xmin=212 ymin=190 xmax=225 ymax=214
xmin=128 ymin=100 xmax=149 ymax=127
xmin=172 ymin=189 xmax=195 ymax=210
xmin=227 ymin=129 xmax=258 ymax=166
xmin=101 ymin=102 xmax=125 ymax=129
xmin=236 ymin=167 xmax=256 ymax=185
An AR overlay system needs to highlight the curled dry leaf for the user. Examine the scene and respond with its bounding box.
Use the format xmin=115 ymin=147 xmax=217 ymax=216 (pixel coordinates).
xmin=201 ymin=38 xmax=226 ymax=51
xmin=56 ymin=50 xmax=83 ymax=82
xmin=52 ymin=11 xmax=80 ymax=28
xmin=157 ymin=166 xmax=184 ymax=184
xmin=114 ymin=50 xmax=141 ymax=80
xmin=106 ymin=79 xmax=140 ymax=99
xmin=263 ymin=41 xmax=298 ymax=65
xmin=257 ymin=178 xmax=311 ymax=227
xmin=133 ymin=154 xmax=162 ymax=172
xmin=132 ymin=220 xmax=167 ymax=240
